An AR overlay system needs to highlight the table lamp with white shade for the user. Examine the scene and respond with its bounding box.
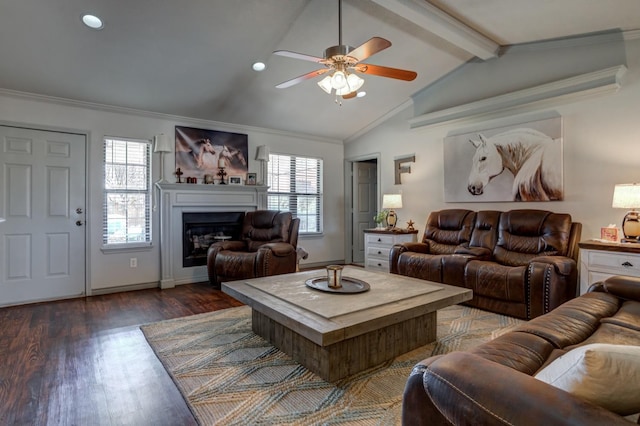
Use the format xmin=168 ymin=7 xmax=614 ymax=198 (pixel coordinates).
xmin=154 ymin=133 xmax=172 ymax=183
xmin=612 ymin=183 xmax=640 ymax=243
xmin=255 ymin=145 xmax=270 ymax=185
xmin=382 ymin=193 xmax=403 ymax=229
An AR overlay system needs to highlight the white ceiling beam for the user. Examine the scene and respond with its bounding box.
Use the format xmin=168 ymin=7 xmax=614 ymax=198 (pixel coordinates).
xmin=371 ymin=0 xmax=499 ymax=60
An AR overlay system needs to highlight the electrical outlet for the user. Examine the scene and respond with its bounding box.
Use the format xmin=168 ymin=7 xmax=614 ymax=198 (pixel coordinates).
xmin=130 ymin=257 xmax=137 ymax=268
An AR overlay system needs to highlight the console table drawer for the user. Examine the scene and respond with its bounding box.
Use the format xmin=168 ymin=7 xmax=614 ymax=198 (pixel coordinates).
xmin=588 ymin=251 xmax=640 ymax=275
xmin=365 ymin=234 xmax=394 ymax=246
xmin=366 ymin=258 xmax=389 ymax=270
xmin=366 ymin=246 xmax=391 ymax=259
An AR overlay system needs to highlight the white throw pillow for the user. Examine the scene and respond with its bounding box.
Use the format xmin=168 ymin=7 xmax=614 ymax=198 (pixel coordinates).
xmin=534 ymin=343 xmax=640 ymax=416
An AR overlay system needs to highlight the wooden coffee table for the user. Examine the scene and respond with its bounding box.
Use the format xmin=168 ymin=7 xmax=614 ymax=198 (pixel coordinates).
xmin=222 ymin=266 xmax=472 ymax=381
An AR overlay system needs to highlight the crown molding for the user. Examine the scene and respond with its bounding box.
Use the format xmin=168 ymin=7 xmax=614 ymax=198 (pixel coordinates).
xmin=0 ymin=88 xmax=342 ymax=145
xmin=408 ymin=65 xmax=627 ymax=129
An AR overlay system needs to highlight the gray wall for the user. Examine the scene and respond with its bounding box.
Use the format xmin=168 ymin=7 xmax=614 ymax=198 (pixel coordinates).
xmin=345 ymin=34 xmax=640 ymax=241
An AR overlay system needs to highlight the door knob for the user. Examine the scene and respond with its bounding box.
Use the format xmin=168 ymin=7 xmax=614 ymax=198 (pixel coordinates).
xmin=76 ymin=220 xmax=84 ymax=226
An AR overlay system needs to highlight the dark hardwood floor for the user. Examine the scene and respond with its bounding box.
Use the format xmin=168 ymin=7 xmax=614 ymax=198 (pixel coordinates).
xmin=0 ymin=283 xmax=243 ymax=426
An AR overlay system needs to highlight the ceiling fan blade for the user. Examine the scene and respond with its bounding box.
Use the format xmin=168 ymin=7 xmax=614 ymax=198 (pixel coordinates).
xmin=348 ymin=37 xmax=391 ymax=62
xmin=273 ymin=50 xmax=324 ymax=63
xmin=275 ymin=68 xmax=330 ymax=89
xmin=354 ymin=63 xmax=417 ymax=81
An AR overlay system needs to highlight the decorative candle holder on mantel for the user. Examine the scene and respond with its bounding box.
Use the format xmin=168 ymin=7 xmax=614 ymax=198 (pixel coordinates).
xmin=217 ymin=157 xmax=228 ymax=184
xmin=217 ymin=166 xmax=227 ymax=184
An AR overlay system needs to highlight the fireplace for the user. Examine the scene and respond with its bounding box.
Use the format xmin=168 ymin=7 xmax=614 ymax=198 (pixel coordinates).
xmin=182 ymin=211 xmax=244 ymax=267
xmin=156 ymin=183 xmax=268 ymax=289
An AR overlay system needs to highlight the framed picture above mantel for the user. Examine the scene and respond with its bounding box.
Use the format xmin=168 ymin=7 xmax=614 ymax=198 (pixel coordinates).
xmin=174 ymin=126 xmax=248 ymax=182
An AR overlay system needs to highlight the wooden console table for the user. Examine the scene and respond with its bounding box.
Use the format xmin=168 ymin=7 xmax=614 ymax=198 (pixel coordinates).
xmin=578 ymin=239 xmax=640 ymax=294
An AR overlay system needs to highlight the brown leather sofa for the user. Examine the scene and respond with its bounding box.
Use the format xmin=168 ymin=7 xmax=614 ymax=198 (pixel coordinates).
xmin=207 ymin=210 xmax=300 ymax=288
xmin=402 ymin=275 xmax=640 ymax=425
xmin=390 ymin=209 xmax=581 ymax=319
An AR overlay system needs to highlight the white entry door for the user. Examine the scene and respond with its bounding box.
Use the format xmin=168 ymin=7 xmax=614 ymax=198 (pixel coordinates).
xmin=0 ymin=125 xmax=86 ymax=306
xmin=352 ymin=161 xmax=377 ymax=264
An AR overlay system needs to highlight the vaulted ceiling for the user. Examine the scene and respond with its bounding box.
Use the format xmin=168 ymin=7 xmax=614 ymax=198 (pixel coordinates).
xmin=1 ymin=0 xmax=638 ymax=141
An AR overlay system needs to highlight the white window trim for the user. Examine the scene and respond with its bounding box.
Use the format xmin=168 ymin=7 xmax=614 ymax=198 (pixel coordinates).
xmin=102 ymin=136 xmax=153 ymax=250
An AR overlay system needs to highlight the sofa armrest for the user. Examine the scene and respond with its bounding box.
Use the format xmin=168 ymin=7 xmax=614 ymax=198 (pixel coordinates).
xmin=258 ymin=242 xmax=296 ymax=257
xmin=403 ymin=352 xmax=629 ymax=426
xmin=528 ymin=256 xmax=578 ymax=318
xmin=400 ymin=242 xmax=430 ymax=253
xmin=530 ymin=255 xmax=574 ymax=276
xmin=390 ymin=242 xmax=429 ymax=274
xmin=590 ymin=275 xmax=640 ymax=302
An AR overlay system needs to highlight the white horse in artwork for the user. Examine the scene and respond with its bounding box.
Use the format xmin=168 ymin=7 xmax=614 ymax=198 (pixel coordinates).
xmin=195 ymin=144 xmax=247 ymax=172
xmin=467 ymin=128 xmax=562 ymax=201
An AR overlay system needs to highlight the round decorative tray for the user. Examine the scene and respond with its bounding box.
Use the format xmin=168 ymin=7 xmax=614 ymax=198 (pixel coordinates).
xmin=305 ymin=276 xmax=370 ymax=294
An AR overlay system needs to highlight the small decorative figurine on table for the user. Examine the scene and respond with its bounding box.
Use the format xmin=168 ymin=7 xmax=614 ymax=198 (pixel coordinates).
xmin=175 ymin=167 xmax=184 ymax=183
xmin=406 ymin=219 xmax=415 ymax=231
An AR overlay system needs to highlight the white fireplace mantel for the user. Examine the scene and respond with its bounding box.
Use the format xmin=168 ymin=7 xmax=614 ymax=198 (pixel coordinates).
xmin=156 ymin=183 xmax=268 ymax=289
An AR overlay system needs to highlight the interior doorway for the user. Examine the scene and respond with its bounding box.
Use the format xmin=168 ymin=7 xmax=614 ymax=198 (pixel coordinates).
xmin=344 ymin=155 xmax=379 ymax=266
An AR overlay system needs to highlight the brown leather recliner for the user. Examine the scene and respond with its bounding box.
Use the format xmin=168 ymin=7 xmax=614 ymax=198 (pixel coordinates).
xmin=206 ymin=210 xmax=300 ymax=288
xmin=464 ymin=210 xmax=579 ymax=319
xmin=389 ymin=209 xmax=477 ymax=282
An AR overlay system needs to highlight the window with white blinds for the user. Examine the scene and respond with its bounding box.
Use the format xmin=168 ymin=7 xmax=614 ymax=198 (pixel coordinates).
xmin=267 ymin=153 xmax=323 ymax=234
xmin=102 ymin=137 xmax=152 ymax=248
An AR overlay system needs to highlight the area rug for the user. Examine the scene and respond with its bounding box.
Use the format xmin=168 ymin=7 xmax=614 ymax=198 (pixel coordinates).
xmin=141 ymin=305 xmax=523 ymax=425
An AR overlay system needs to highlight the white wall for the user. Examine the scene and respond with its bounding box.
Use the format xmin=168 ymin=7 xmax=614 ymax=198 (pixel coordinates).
xmin=345 ymin=37 xmax=640 ymax=241
xmin=0 ymin=93 xmax=344 ymax=292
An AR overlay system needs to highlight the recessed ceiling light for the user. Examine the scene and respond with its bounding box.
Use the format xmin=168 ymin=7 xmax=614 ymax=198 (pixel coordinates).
xmin=357 ymin=91 xmax=366 ymax=98
xmin=81 ymin=14 xmax=104 ymax=30
xmin=252 ymin=62 xmax=266 ymax=72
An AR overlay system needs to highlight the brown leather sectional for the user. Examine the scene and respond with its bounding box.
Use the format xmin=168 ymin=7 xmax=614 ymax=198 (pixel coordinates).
xmin=390 ymin=209 xmax=581 ymax=319
xmin=402 ymin=275 xmax=640 ymax=425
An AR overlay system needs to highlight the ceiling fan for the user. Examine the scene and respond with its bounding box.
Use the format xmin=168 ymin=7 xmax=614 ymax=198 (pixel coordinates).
xmin=273 ymin=0 xmax=417 ymax=101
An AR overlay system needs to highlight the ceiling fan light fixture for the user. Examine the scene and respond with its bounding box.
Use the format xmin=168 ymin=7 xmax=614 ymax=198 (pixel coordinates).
xmin=318 ymin=76 xmax=333 ymax=94
xmin=331 ymin=70 xmax=347 ymax=89
xmin=335 ymin=86 xmax=352 ymax=96
xmin=346 ymin=73 xmax=364 ymax=91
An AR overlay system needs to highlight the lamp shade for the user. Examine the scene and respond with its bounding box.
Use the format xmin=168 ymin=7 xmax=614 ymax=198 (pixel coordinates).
xmin=382 ymin=194 xmax=403 ymax=209
xmin=612 ymin=183 xmax=640 ymax=209
xmin=153 ymin=134 xmax=172 ymax=153
xmin=255 ymin=145 xmax=270 ymax=162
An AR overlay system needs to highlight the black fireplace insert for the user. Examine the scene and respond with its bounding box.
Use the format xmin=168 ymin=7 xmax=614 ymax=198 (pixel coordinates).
xmin=182 ymin=211 xmax=244 ymax=267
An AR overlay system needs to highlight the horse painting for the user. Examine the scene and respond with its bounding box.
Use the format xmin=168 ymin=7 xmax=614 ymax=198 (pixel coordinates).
xmin=174 ymin=125 xmax=249 ymax=180
xmin=467 ymin=128 xmax=563 ymax=201
xmin=191 ymin=138 xmax=216 ymax=169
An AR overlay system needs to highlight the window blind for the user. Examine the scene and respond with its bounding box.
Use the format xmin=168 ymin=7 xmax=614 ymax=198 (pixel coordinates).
xmin=103 ymin=137 xmax=152 ymax=247
xmin=267 ymin=153 xmax=323 ymax=234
